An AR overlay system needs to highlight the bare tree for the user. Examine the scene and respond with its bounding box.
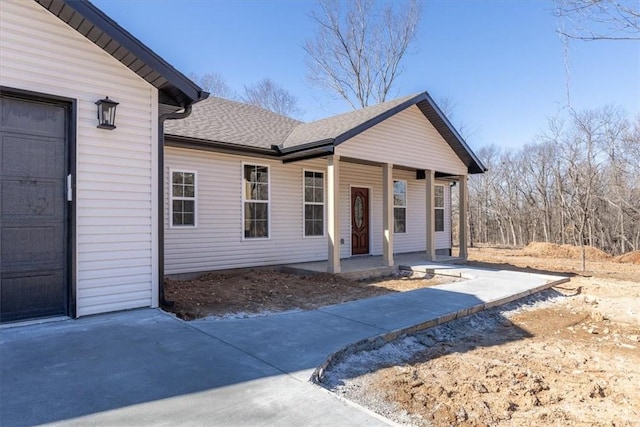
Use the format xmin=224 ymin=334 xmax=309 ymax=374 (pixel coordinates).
xmin=554 ymin=0 xmax=640 ymax=40
xmin=304 ymin=0 xmax=422 ymax=109
xmin=242 ymin=78 xmax=303 ymax=117
xmin=188 ymin=72 xmax=237 ymax=99
xmin=468 ymin=106 xmax=640 ymax=260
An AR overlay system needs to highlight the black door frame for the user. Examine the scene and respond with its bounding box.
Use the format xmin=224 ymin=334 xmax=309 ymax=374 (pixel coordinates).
xmin=1 ymin=86 xmax=77 ymax=320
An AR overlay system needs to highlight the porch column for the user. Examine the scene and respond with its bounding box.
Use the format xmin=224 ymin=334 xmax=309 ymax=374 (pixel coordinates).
xmin=327 ymin=155 xmax=341 ymax=273
xmin=458 ymin=174 xmax=468 ymax=260
xmin=382 ymin=163 xmax=394 ymax=267
xmin=425 ymin=169 xmax=436 ymax=261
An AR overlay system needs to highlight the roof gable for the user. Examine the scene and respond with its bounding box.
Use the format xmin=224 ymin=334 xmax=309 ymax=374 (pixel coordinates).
xmin=35 ymin=0 xmax=207 ymax=107
xmin=282 ymin=92 xmax=485 ymax=174
xmin=337 ymin=105 xmax=468 ymax=175
xmin=282 ymin=94 xmax=417 ymax=149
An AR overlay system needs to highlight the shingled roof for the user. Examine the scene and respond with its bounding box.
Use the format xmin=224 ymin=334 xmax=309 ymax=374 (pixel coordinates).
xmin=165 ymin=97 xmax=301 ymax=150
xmin=165 ymin=92 xmax=486 ymax=174
xmin=281 ymin=94 xmax=416 ymax=149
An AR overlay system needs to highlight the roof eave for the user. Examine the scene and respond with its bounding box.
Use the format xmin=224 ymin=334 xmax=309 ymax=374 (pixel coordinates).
xmin=416 ymin=93 xmax=487 ymax=174
xmin=325 ymin=92 xmax=485 ymax=174
xmin=332 ymin=93 xmax=427 ymax=145
xmin=36 ymin=0 xmax=208 ymax=107
xmin=165 ymin=134 xmax=280 ymax=157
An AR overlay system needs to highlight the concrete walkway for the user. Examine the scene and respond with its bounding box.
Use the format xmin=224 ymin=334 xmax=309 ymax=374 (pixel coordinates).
xmin=0 ymin=266 xmax=567 ymax=426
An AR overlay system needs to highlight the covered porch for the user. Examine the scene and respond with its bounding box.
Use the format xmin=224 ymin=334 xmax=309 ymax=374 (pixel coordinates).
xmin=323 ymin=154 xmax=469 ymax=274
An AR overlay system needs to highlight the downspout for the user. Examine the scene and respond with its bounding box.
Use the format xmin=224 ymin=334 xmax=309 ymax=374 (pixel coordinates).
xmin=158 ymin=105 xmax=193 ymax=306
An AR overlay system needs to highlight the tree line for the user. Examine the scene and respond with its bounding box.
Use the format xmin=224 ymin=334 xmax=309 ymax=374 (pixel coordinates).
xmin=465 ymin=106 xmax=640 ymax=256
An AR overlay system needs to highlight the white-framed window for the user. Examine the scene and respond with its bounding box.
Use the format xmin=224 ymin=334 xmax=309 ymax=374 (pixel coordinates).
xmin=393 ymin=180 xmax=407 ymax=233
xmin=303 ymin=170 xmax=324 ymax=237
xmin=170 ymin=170 xmax=197 ymax=227
xmin=243 ymin=163 xmax=270 ymax=239
xmin=435 ymin=184 xmax=445 ymax=232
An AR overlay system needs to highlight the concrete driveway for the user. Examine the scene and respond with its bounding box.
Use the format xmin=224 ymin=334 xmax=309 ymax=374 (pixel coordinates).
xmin=0 ymin=265 xmax=567 ymax=426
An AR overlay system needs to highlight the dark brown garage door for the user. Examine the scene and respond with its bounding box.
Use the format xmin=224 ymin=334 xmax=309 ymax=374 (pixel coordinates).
xmin=1 ymin=94 xmax=69 ymax=322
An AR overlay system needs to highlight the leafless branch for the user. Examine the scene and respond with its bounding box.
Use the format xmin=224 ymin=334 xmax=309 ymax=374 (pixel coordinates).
xmin=554 ymin=0 xmax=640 ymax=40
xmin=241 ymin=78 xmax=303 ymax=118
xmin=304 ymin=0 xmax=423 ymax=109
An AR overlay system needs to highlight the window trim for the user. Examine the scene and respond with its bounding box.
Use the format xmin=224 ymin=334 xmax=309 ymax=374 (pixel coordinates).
xmin=241 ymin=162 xmax=271 ymax=240
xmin=302 ymin=169 xmax=326 ymax=238
xmin=434 ymin=184 xmax=445 ymax=233
xmin=169 ymin=168 xmax=197 ymax=228
xmin=393 ymin=179 xmax=407 ymax=234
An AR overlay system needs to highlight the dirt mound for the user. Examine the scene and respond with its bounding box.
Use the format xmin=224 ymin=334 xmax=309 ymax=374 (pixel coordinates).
xmin=523 ymin=242 xmax=610 ymax=261
xmin=615 ymin=250 xmax=640 ymax=264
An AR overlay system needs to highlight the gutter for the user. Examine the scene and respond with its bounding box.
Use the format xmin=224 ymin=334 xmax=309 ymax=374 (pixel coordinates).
xmin=274 ymin=138 xmax=335 ymax=155
xmin=158 ymin=106 xmax=194 ymax=307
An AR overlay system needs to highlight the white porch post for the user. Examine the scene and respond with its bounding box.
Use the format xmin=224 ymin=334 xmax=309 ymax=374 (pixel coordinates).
xmin=458 ymin=174 xmax=468 ymax=260
xmin=425 ymin=169 xmax=436 ymax=261
xmin=382 ymin=163 xmax=394 ymax=267
xmin=327 ymin=155 xmax=341 ymax=273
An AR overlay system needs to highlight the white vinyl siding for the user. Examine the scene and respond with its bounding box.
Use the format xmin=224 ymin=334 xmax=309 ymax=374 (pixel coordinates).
xmin=164 ymin=148 xmax=328 ymax=274
xmin=1 ymin=1 xmax=158 ymax=316
xmin=338 ymin=165 xmax=451 ymax=258
xmin=164 ymin=152 xmax=453 ymax=274
xmin=336 ymin=105 xmax=467 ymax=176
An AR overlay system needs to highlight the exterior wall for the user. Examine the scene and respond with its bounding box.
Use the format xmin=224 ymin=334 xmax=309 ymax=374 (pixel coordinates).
xmin=336 ymin=105 xmax=467 ymax=176
xmin=0 ymin=1 xmax=158 ymax=316
xmin=338 ymin=163 xmax=451 ymax=258
xmin=164 ymin=149 xmax=451 ymax=274
xmin=164 ymin=148 xmax=328 ymax=274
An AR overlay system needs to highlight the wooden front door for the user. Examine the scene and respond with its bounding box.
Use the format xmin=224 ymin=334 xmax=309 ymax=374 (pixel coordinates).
xmin=351 ymin=187 xmax=369 ymax=255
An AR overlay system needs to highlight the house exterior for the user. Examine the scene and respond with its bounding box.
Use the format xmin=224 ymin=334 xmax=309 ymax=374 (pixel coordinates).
xmin=0 ymin=0 xmax=206 ymax=322
xmin=163 ymin=94 xmax=485 ymax=275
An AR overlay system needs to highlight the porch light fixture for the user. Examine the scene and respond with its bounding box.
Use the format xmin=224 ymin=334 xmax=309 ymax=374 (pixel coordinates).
xmin=95 ymin=97 xmax=119 ymax=130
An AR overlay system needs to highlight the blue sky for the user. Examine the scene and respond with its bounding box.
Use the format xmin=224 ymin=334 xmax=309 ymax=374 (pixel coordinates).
xmin=93 ymin=0 xmax=639 ymax=150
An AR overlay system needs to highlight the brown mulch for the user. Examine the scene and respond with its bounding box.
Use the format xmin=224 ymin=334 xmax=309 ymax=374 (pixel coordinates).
xmin=163 ymin=269 xmax=457 ymax=320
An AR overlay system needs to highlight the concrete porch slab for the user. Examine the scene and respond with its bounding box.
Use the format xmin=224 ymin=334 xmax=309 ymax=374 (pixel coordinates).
xmin=283 ymin=251 xmax=463 ymax=279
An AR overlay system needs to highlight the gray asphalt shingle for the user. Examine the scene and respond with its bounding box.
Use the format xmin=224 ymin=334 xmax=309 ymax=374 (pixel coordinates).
xmin=163 ymin=93 xmax=485 ymax=173
xmin=282 ymin=94 xmax=418 ymax=148
xmin=164 ymin=97 xmax=301 ymax=149
xmin=164 ymin=94 xmax=420 ymax=150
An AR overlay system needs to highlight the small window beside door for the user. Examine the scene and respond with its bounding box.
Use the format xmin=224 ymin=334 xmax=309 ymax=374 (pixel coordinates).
xmin=304 ymin=170 xmax=324 ymax=237
xmin=393 ymin=180 xmax=407 ymax=233
xmin=435 ymin=184 xmax=445 ymax=232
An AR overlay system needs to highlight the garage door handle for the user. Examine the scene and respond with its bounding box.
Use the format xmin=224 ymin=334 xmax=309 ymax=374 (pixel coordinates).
xmin=67 ymin=174 xmax=73 ymax=202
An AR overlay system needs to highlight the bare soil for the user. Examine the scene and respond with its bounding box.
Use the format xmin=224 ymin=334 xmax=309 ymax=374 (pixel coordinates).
xmin=465 ymin=244 xmax=639 ymax=282
xmin=324 ymin=246 xmax=640 ymax=426
xmin=163 ymin=269 xmax=457 ymax=320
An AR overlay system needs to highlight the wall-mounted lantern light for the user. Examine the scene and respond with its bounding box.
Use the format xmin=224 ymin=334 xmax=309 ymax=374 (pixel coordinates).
xmin=95 ymin=97 xmax=119 ymax=130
